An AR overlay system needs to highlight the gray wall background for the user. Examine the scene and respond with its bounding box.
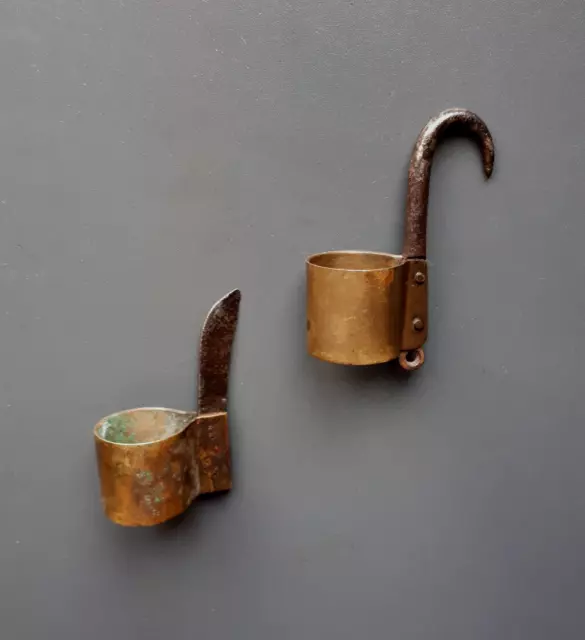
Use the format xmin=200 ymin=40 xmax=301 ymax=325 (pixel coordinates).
xmin=2 ymin=1 xmax=585 ymax=638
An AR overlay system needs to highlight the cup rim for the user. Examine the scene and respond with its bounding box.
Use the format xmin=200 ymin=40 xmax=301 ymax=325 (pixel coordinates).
xmin=306 ymin=250 xmax=405 ymax=272
xmin=93 ymin=407 xmax=196 ymax=447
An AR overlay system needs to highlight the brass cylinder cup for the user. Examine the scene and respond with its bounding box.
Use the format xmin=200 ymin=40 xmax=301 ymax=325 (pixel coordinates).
xmin=306 ymin=251 xmax=406 ymax=365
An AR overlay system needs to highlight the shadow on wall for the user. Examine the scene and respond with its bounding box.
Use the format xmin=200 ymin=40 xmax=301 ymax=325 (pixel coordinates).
xmin=289 ymin=272 xmax=425 ymax=435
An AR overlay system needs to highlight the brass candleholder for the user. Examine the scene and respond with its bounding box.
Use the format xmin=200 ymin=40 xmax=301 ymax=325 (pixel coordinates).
xmin=306 ymin=109 xmax=494 ymax=371
xmin=94 ymin=290 xmax=241 ymax=526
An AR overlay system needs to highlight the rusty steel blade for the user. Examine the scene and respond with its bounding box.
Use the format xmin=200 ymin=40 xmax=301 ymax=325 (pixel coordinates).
xmin=197 ymin=289 xmax=241 ymax=414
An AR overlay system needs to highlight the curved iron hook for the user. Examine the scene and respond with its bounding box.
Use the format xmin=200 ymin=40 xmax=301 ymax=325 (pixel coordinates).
xmin=402 ymin=108 xmax=495 ymax=260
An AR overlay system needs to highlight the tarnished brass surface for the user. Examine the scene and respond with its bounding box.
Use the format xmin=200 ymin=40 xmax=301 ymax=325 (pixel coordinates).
xmin=305 ymin=108 xmax=495 ymax=371
xmin=94 ymin=409 xmax=232 ymax=526
xmin=94 ymin=408 xmax=200 ymax=526
xmin=94 ymin=290 xmax=240 ymax=527
xmin=307 ymin=251 xmax=406 ymax=365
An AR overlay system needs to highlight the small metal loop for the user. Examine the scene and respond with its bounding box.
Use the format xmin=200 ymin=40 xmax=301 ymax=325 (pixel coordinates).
xmin=402 ymin=108 xmax=495 ymax=260
xmin=399 ymin=348 xmax=425 ymax=371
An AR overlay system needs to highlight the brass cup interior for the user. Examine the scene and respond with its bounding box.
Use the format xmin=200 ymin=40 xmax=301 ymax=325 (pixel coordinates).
xmin=307 ymin=250 xmax=404 ymax=272
xmin=94 ymin=407 xmax=195 ymax=446
xmin=306 ymin=251 xmax=406 ymax=365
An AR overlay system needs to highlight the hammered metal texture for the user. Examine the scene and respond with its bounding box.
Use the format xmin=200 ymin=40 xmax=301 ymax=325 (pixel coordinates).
xmin=198 ymin=289 xmax=241 ymax=414
xmin=403 ymin=108 xmax=495 ymax=259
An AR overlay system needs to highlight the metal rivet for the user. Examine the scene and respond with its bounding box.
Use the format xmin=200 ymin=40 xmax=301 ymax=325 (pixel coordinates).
xmin=414 ymin=271 xmax=426 ymax=284
xmin=412 ymin=317 xmax=424 ymax=332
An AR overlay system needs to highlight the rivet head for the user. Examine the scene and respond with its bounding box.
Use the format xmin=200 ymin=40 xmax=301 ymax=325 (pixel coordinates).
xmin=412 ymin=317 xmax=424 ymax=332
xmin=414 ymin=271 xmax=426 ymax=284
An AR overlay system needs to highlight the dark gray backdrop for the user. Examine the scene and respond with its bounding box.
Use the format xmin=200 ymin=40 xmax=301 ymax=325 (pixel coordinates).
xmin=2 ymin=1 xmax=585 ymax=638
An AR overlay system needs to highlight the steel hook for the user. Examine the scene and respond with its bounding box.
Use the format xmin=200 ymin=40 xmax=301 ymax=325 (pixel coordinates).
xmin=402 ymin=108 xmax=495 ymax=260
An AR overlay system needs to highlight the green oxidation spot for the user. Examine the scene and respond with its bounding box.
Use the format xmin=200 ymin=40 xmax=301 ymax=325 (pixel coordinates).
xmin=142 ymin=483 xmax=165 ymax=514
xmin=103 ymin=414 xmax=136 ymax=444
xmin=152 ymin=484 xmax=165 ymax=504
xmin=136 ymin=470 xmax=154 ymax=485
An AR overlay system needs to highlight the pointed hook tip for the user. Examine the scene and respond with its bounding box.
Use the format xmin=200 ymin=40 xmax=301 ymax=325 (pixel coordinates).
xmin=482 ymin=144 xmax=495 ymax=179
xmin=222 ymin=289 xmax=241 ymax=304
xmin=204 ymin=289 xmax=241 ymax=325
xmin=440 ymin=108 xmax=495 ymax=180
